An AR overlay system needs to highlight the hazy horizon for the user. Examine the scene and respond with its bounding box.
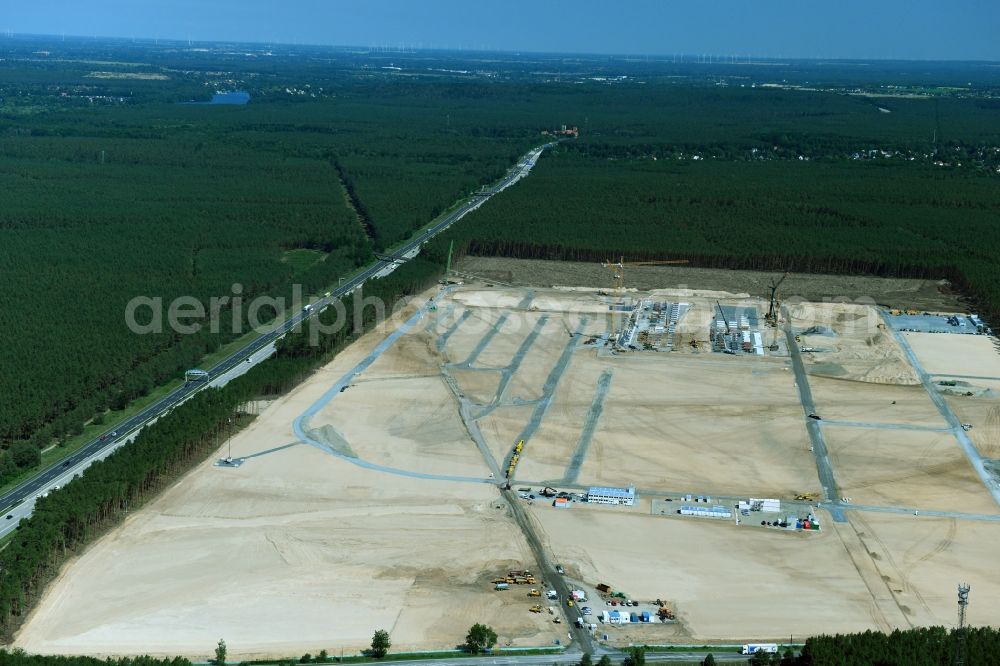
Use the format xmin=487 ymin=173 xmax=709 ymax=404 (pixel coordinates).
xmin=4 ymin=0 xmax=999 ymax=62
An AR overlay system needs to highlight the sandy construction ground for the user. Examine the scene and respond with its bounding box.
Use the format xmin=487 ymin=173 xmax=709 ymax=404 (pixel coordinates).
xmin=824 ymin=428 xmax=999 ymax=514
xmin=531 ymin=505 xmax=1000 ymax=642
xmin=18 ymin=280 xmax=1000 ymax=656
xmin=787 ymin=302 xmax=919 ymax=385
xmin=808 ymin=376 xmax=946 ymax=428
xmin=838 ymin=512 xmax=1000 ymax=628
xmin=945 ymin=391 xmax=1000 ymax=459
xmin=518 ymin=353 xmax=822 ymax=497
xmin=16 ymin=296 xmax=560 ymax=659
xmin=904 ymin=332 xmax=1000 ymax=378
xmin=531 ymin=505 xmax=880 ymax=641
xmin=16 ymin=448 xmax=558 ymax=658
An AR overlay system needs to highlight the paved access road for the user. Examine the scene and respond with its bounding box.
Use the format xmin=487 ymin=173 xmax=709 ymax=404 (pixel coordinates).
xmin=781 ymin=308 xmax=846 ymax=522
xmin=0 ymin=143 xmax=552 ymax=533
xmin=321 ymin=652 xmax=747 ymax=666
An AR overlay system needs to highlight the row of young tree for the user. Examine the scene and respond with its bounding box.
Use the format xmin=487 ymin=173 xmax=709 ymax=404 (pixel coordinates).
xmin=0 ymin=257 xmax=443 ymax=640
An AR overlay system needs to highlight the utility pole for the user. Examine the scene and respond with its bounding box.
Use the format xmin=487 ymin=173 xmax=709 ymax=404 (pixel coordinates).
xmin=956 ymin=583 xmax=970 ymax=666
xmin=445 ymin=239 xmax=454 ymax=275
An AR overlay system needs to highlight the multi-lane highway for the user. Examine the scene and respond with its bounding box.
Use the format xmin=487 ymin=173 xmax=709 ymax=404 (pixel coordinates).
xmin=0 ymin=143 xmax=552 ymax=534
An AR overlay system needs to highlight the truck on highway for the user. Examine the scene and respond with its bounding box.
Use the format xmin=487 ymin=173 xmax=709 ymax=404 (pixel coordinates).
xmin=742 ymin=644 xmax=779 ymax=655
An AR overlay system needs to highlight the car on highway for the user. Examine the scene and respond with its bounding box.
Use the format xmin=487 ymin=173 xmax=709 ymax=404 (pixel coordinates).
xmin=5 ymin=515 xmax=12 ymax=520
xmin=808 ymin=413 xmax=822 ymax=420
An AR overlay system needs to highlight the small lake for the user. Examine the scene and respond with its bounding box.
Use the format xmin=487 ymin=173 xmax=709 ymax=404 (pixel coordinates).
xmin=180 ymin=91 xmax=250 ymax=105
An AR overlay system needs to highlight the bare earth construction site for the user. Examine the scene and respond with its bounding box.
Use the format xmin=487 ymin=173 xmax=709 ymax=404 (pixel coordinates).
xmin=17 ymin=271 xmax=1000 ymax=658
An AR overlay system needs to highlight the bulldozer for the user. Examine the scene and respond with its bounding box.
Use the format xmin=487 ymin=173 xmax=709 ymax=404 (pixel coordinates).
xmin=529 ymin=605 xmax=543 ymax=613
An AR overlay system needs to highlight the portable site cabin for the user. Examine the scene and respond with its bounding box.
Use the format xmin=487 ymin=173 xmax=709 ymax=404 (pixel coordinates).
xmin=587 ymin=485 xmax=637 ymax=506
xmin=601 ymin=610 xmax=629 ymax=625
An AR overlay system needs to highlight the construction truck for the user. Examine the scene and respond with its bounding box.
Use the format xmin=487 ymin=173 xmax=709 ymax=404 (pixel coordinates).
xmin=528 ymin=589 xmax=541 ymax=597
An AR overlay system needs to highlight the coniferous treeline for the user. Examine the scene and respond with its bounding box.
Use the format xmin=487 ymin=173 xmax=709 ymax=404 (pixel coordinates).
xmin=789 ymin=626 xmax=1000 ymax=665
xmin=0 ymin=653 xmax=191 ymax=666
xmin=0 ymin=77 xmax=533 ymax=469
xmin=440 ymin=150 xmax=1000 ymax=325
xmin=0 ymin=256 xmax=443 ymax=640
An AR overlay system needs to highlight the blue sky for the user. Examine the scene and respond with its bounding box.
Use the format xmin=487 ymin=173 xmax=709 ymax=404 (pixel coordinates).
xmin=3 ymin=0 xmax=998 ymax=61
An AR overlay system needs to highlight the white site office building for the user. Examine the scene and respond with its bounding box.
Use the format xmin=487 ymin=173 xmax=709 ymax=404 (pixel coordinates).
xmin=587 ymin=485 xmax=636 ymax=506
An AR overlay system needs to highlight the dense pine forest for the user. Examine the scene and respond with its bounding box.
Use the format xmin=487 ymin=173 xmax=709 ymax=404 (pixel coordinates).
xmin=3 ymin=34 xmax=1000 ymax=516
xmin=792 ymin=626 xmax=1000 ymax=665
xmin=0 ymin=43 xmax=539 ymax=470
xmin=441 ymin=147 xmax=1000 ymax=321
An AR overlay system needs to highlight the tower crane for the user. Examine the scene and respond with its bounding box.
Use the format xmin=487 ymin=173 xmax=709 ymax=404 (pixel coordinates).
xmin=601 ymin=256 xmax=689 ymax=294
